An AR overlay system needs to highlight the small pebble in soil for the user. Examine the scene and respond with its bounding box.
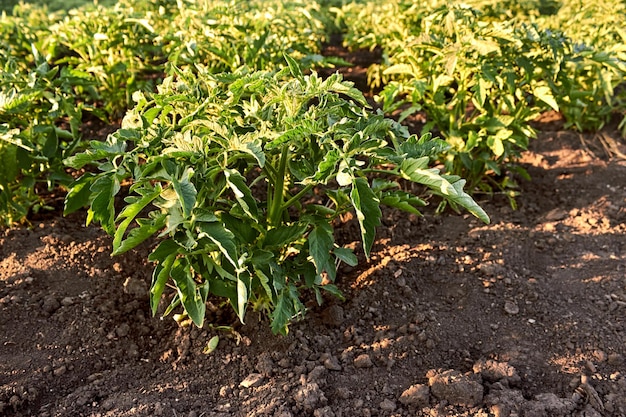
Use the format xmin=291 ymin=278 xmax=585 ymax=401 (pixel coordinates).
xmin=608 ymin=353 xmax=623 ymax=366
xmin=240 ymin=373 xmax=264 ymax=388
xmin=379 ymin=398 xmax=396 ymax=412
xmin=60 ymin=297 xmax=74 ymax=306
xmin=294 ymin=382 xmax=327 ymax=411
xmin=115 ymin=323 xmax=130 ymax=338
xmin=504 ymin=301 xmax=519 ymax=315
xmin=308 ymin=366 xmax=327 ymax=383
xmin=53 ymin=365 xmax=67 ymax=376
xmin=313 ymin=406 xmax=335 ymax=417
xmin=428 ymin=369 xmax=483 ymax=407
xmin=42 ymin=296 xmax=60 ymax=314
xmin=323 ymin=356 xmax=342 ymax=371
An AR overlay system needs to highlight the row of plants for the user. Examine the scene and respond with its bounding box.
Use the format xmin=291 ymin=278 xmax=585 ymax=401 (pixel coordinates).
xmin=0 ymin=0 xmax=486 ymax=333
xmin=0 ymin=0 xmax=341 ymax=226
xmin=336 ymin=0 xmax=626 ymax=200
xmin=1 ymin=0 xmax=624 ymax=333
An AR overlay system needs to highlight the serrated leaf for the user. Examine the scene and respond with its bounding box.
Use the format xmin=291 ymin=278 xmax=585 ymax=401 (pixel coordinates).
xmin=225 ymin=169 xmax=258 ymax=219
xmin=197 ymin=222 xmax=239 ymax=270
xmin=350 ymin=177 xmax=381 ymax=258
xmin=400 ymin=159 xmax=489 ymax=223
xmin=264 ymin=223 xmax=307 ymax=248
xmin=284 ymin=54 xmax=303 ymax=80
xmin=270 ymin=284 xmax=303 ymax=335
xmin=88 ymin=174 xmax=120 ymax=234
xmin=383 ymin=63 xmax=415 ymax=76
xmin=113 ymin=184 xmax=163 ymax=253
xmin=533 ymin=85 xmax=559 ymax=111
xmin=401 ymin=159 xmax=451 ymax=194
xmin=0 ymin=129 xmax=19 ymax=184
xmin=333 ymin=246 xmax=358 ymax=267
xmin=312 ymin=149 xmax=340 ymax=183
xmin=448 ymin=179 xmax=490 ymax=224
xmin=221 ymin=212 xmax=259 ymax=245
xmin=171 ymin=168 xmax=197 ymax=218
xmin=64 ymin=173 xmax=96 ymax=215
xmin=41 ymin=127 xmax=58 ymax=159
xmin=150 ymin=252 xmax=176 ymax=315
xmin=489 ymin=136 xmax=505 ymax=158
xmin=381 ymin=192 xmax=426 ymax=215
xmin=309 ymin=222 xmax=334 ymax=275
xmin=113 ymin=214 xmax=167 ymax=255
xmin=170 ymin=259 xmax=206 ymax=327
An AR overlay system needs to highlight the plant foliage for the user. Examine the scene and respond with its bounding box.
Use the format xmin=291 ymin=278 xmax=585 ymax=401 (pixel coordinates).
xmin=65 ymin=57 xmax=488 ymax=334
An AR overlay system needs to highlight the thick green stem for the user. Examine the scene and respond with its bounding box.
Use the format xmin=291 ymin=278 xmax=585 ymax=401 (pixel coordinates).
xmin=281 ymin=183 xmax=314 ymax=212
xmin=268 ymin=147 xmax=289 ymax=227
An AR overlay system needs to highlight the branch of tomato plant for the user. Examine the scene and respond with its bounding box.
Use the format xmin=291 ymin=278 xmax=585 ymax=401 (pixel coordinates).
xmin=268 ymin=146 xmax=290 ymax=227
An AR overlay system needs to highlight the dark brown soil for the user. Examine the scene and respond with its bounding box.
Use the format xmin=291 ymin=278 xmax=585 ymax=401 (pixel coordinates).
xmin=1 ymin=52 xmax=626 ymax=416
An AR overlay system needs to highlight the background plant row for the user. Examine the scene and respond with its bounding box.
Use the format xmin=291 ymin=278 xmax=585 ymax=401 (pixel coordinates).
xmin=1 ymin=0 xmax=625 ymax=225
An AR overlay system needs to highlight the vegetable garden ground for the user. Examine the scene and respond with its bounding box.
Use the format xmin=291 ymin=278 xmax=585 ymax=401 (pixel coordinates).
xmin=2 ymin=0 xmax=626 ymax=416
xmin=2 ymin=109 xmax=626 ymax=417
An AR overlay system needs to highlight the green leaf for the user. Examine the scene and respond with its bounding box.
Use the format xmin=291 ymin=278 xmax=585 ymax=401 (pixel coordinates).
xmin=197 ymin=222 xmax=239 ymax=270
xmin=170 ymin=259 xmax=206 ymax=327
xmin=113 ymin=185 xmax=163 ymax=254
xmin=284 ymin=54 xmax=304 ymax=81
xmin=203 ymin=335 xmax=220 ymax=354
xmin=533 ymin=85 xmax=559 ymax=111
xmin=225 ymin=169 xmax=258 ymax=219
xmin=150 ymin=251 xmax=176 ymax=315
xmin=401 ymin=159 xmax=489 ymax=223
xmin=113 ymin=214 xmax=167 ymax=255
xmin=264 ymin=223 xmax=307 ymax=248
xmin=171 ymin=168 xmax=197 ymax=219
xmin=64 ymin=173 xmax=96 ymax=215
xmin=312 ymin=149 xmax=341 ymax=183
xmin=447 ymin=179 xmax=490 ymax=224
xmin=400 ymin=158 xmax=451 ymax=194
xmin=381 ymin=192 xmax=426 ymax=215
xmin=88 ymin=174 xmax=120 ymax=234
xmin=41 ymin=127 xmax=58 ymax=159
xmin=270 ymin=284 xmax=303 ymax=335
xmin=221 ymin=212 xmax=259 ymax=245
xmin=350 ymin=177 xmax=381 ymax=258
xmin=0 ymin=132 xmax=19 ymax=184
xmin=148 ymin=239 xmax=181 ymax=262
xmin=333 ymin=247 xmax=358 ymax=267
xmin=309 ymin=222 xmax=334 ymax=275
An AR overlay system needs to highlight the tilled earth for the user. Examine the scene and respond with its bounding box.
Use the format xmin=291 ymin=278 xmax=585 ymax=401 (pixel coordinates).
xmin=1 ymin=118 xmax=626 ymax=416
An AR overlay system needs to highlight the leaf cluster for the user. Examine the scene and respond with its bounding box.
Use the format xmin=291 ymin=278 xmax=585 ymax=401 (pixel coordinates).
xmin=0 ymin=49 xmax=96 ymax=225
xmin=337 ymin=0 xmax=626 ymax=198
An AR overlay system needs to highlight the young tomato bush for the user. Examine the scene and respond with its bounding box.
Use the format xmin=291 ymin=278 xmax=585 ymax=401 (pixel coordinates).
xmin=65 ymin=57 xmax=488 ymax=334
xmin=0 ymin=50 xmax=95 ymax=225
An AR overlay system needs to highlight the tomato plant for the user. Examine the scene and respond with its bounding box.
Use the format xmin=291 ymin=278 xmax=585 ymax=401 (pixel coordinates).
xmin=65 ymin=57 xmax=488 ymax=334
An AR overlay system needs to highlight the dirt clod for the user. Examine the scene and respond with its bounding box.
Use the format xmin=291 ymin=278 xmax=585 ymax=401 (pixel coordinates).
xmin=428 ymin=369 xmax=484 ymax=407
xmin=399 ymin=384 xmax=430 ymax=408
xmin=354 ymin=354 xmax=374 ymax=368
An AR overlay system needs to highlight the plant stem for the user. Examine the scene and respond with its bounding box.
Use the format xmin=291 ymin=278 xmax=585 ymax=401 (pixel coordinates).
xmin=268 ymin=146 xmax=289 ymax=227
xmin=281 ymin=183 xmax=314 ymax=212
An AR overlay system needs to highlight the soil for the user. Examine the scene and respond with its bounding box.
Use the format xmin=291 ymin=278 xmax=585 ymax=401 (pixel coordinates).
xmin=2 ymin=57 xmax=626 ymax=416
